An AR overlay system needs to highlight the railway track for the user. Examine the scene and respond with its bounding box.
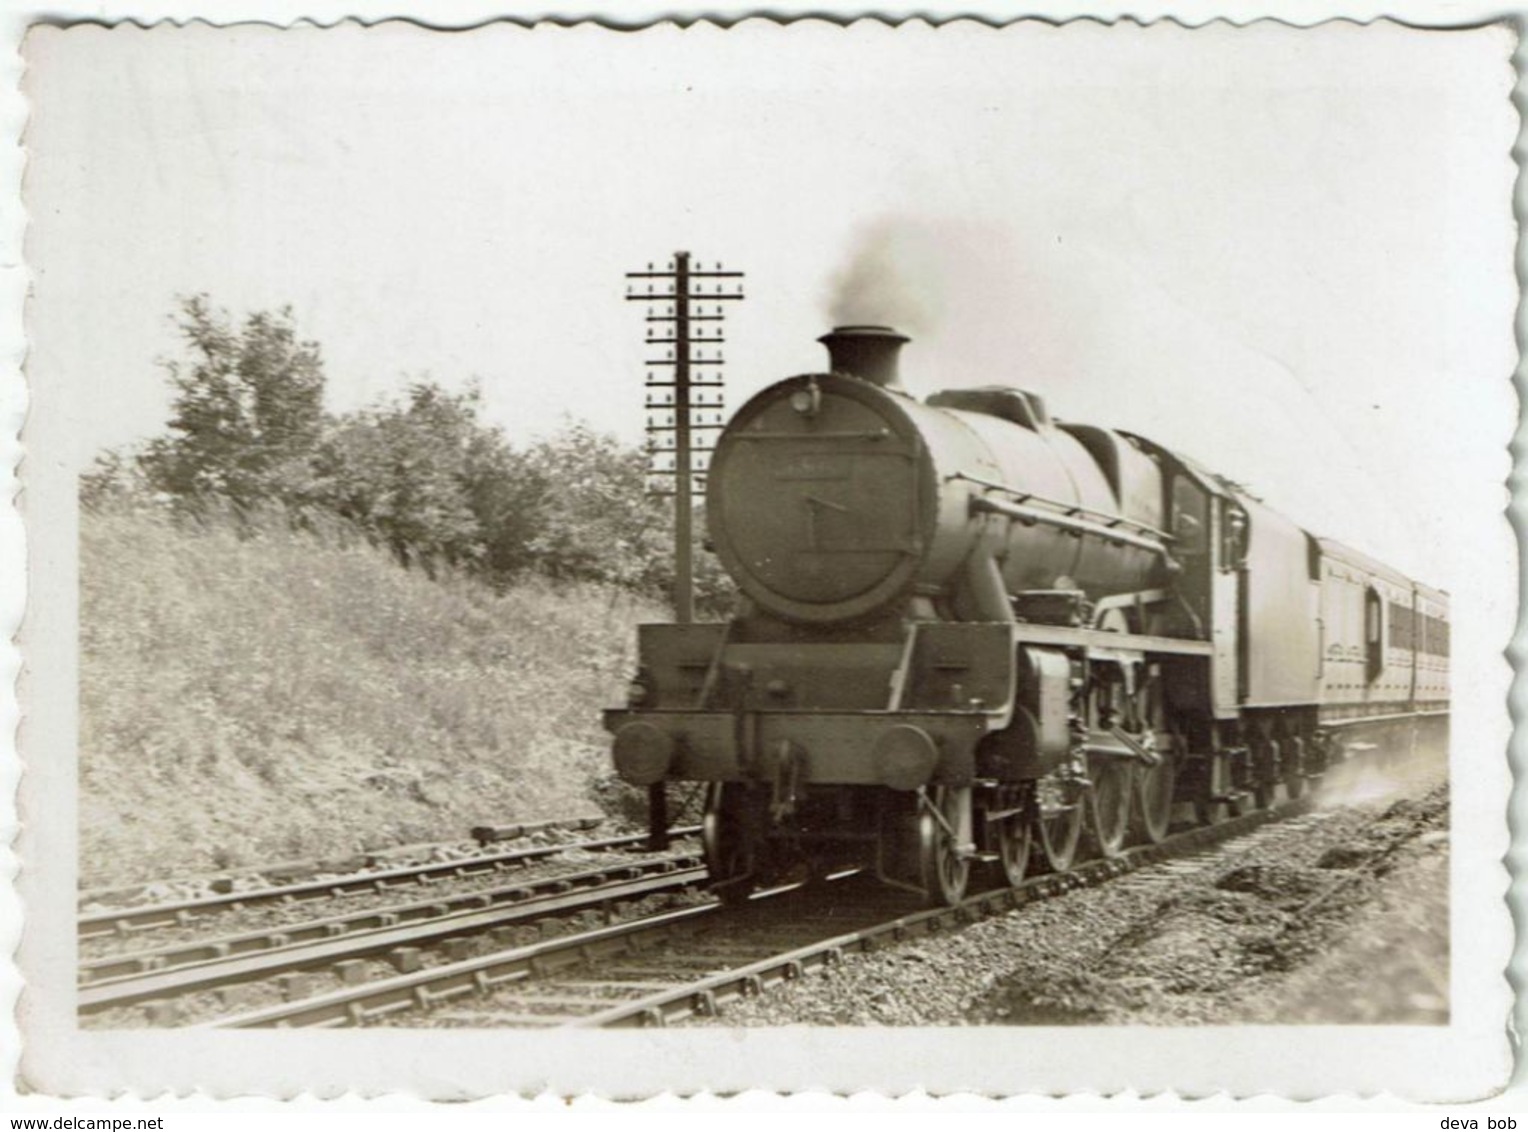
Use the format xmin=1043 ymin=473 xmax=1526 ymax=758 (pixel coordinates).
xmin=204 ymin=797 xmax=1314 ymax=1030
xmin=77 ymin=813 xmax=615 ymax=910
xmin=79 ymin=849 xmax=709 ymax=1023
xmin=79 ymin=825 xmax=701 ymax=940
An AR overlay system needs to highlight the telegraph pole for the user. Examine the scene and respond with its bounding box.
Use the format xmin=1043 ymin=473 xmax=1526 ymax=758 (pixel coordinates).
xmin=625 ymin=252 xmax=744 ymax=623
xmin=625 ymin=252 xmax=743 ymax=850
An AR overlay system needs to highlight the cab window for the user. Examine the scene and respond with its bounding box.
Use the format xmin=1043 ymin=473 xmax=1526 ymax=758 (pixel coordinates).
xmin=1171 ymin=477 xmax=1208 ymax=556
xmin=1220 ymin=503 xmax=1249 ymax=569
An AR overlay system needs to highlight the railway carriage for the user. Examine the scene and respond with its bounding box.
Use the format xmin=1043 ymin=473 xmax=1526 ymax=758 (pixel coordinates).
xmin=605 ymin=326 xmax=1449 ymax=905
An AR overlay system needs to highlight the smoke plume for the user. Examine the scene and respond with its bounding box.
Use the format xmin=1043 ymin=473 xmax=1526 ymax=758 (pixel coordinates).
xmin=825 ymin=219 xmax=946 ymax=336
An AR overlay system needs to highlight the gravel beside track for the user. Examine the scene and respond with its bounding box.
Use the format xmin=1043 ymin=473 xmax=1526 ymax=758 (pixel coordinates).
xmin=687 ymin=758 xmax=1446 ymax=1027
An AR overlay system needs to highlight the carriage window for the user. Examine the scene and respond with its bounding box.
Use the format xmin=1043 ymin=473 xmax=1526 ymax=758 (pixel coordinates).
xmin=1389 ymin=602 xmax=1414 ymax=650
xmin=1427 ymin=615 xmax=1449 ymax=657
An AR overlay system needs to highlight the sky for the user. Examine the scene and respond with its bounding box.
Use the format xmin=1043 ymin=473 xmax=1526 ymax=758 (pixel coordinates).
xmin=21 ymin=19 xmax=1518 ymax=590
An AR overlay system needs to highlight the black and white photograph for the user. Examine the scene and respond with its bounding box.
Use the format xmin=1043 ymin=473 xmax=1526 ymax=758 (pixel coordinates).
xmin=7 ymin=13 xmax=1518 ymax=1102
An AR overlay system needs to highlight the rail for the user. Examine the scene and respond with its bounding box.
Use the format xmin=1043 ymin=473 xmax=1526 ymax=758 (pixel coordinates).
xmin=80 ymin=826 xmax=702 ymax=939
xmin=80 ymin=854 xmax=707 ymax=1015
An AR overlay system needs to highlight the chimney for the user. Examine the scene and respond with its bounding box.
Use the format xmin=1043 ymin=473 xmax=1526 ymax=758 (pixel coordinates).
xmin=818 ymin=325 xmax=910 ymax=390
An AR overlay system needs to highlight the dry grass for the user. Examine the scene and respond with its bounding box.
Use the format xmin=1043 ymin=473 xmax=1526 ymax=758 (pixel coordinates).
xmin=79 ymin=504 xmax=663 ymax=886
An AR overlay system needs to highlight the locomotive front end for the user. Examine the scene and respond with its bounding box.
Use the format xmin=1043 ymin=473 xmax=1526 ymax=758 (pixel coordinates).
xmin=704 ymin=326 xmax=946 ymax=625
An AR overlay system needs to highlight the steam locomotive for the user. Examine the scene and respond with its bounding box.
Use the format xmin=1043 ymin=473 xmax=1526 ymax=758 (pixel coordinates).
xmin=605 ymin=326 xmax=1450 ymax=905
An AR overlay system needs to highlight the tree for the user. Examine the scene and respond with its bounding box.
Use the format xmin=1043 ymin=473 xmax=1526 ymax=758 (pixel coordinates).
xmin=315 ymin=383 xmax=479 ymax=570
xmin=521 ymin=422 xmax=668 ymax=589
xmin=139 ymin=296 xmax=326 ymax=510
xmin=313 ymin=381 xmax=548 ymax=577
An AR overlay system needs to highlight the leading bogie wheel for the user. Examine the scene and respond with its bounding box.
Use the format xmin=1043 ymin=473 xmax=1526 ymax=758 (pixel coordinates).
xmin=702 ymin=783 xmax=756 ymax=905
xmin=919 ymin=785 xmax=971 ymax=906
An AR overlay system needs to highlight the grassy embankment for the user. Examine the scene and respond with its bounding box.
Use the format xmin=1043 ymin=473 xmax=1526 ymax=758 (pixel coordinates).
xmin=79 ymin=504 xmax=663 ymax=887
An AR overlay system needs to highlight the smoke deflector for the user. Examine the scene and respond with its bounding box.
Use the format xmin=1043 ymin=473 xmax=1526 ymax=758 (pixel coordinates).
xmin=819 ymin=325 xmax=910 ymax=390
